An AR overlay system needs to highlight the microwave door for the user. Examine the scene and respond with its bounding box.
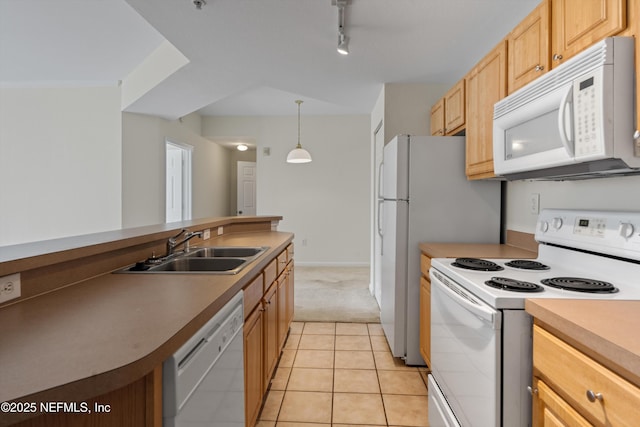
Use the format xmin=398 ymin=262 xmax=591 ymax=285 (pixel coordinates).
xmin=493 ymin=83 xmax=576 ymax=175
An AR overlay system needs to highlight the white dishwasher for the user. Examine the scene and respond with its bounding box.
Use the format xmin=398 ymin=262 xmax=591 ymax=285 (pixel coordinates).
xmin=163 ymin=291 xmax=245 ymax=427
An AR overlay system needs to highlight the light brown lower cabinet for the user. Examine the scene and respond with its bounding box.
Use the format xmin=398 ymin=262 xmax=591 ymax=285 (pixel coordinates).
xmin=262 ymin=280 xmax=279 ymax=393
xmin=532 ymin=324 xmax=640 ymax=426
xmin=419 ymin=253 xmax=432 ymax=368
xmin=244 ymin=248 xmax=294 ymax=427
xmin=244 ymin=303 xmax=264 ymax=427
xmin=11 ymin=366 xmax=163 ymax=427
xmin=533 ymin=378 xmax=591 ymax=426
xmin=419 ymin=275 xmax=431 ymax=368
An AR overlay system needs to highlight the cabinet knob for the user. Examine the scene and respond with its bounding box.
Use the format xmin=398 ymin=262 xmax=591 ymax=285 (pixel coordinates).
xmin=527 ymin=386 xmax=538 ymax=396
xmin=634 ymin=130 xmax=640 ymax=140
xmin=535 ymin=64 xmax=544 ymax=72
xmin=586 ymin=390 xmax=603 ymax=403
xmin=552 ymin=53 xmax=563 ymax=61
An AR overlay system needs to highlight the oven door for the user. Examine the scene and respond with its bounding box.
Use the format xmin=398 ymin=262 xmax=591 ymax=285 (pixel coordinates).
xmin=430 ymin=269 xmax=502 ymax=427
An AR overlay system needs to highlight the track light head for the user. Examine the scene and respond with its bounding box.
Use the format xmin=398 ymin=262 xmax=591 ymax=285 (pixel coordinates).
xmin=334 ymin=0 xmax=350 ymax=55
xmin=337 ymin=33 xmax=349 ymax=55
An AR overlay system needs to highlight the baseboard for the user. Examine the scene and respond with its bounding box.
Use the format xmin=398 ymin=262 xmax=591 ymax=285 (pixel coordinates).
xmin=294 ymin=262 xmax=370 ymax=268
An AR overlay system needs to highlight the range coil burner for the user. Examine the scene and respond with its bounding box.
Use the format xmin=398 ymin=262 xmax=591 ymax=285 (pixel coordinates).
xmin=505 ymin=260 xmax=550 ymax=270
xmin=451 ymin=258 xmax=504 ymax=271
xmin=541 ymin=277 xmax=618 ymax=293
xmin=485 ymin=277 xmax=544 ymax=292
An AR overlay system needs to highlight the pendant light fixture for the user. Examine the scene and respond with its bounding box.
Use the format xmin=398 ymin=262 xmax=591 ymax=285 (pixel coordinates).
xmin=286 ymin=100 xmax=312 ymax=164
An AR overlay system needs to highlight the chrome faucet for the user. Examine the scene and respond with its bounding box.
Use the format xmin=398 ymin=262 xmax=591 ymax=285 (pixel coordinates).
xmin=166 ymin=229 xmax=203 ymax=256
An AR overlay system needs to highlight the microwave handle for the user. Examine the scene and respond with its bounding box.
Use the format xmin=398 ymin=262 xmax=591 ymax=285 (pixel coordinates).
xmin=558 ymin=85 xmax=574 ymax=156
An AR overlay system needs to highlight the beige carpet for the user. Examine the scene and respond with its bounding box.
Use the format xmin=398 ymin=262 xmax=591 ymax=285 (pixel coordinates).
xmin=293 ymin=266 xmax=380 ymax=323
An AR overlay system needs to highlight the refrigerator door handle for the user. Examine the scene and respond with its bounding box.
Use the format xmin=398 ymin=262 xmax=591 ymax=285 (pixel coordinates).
xmin=377 ymin=161 xmax=384 ymax=199
xmin=377 ymin=199 xmax=384 ymax=255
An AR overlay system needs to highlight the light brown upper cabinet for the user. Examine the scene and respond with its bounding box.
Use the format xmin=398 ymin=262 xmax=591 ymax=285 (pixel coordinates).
xmin=444 ymin=80 xmax=466 ymax=135
xmin=430 ymin=98 xmax=445 ymax=136
xmin=508 ymin=1 xmax=550 ymax=93
xmin=465 ymin=40 xmax=507 ymax=180
xmin=551 ymin=0 xmax=626 ymax=67
xmin=430 ymin=80 xmax=465 ymax=136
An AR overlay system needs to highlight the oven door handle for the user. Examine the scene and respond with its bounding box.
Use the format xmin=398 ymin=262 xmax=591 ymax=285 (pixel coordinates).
xmin=431 ymin=269 xmax=500 ymax=329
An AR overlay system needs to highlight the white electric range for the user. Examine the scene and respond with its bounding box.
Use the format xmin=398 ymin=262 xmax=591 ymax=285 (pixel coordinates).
xmin=427 ymin=209 xmax=640 ymax=427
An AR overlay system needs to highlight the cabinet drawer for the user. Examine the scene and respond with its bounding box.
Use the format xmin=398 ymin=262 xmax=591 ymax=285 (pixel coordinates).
xmin=533 ymin=325 xmax=640 ymax=425
xmin=243 ymin=273 xmax=264 ymax=319
xmin=420 ymin=253 xmax=432 ymax=277
xmin=264 ymin=258 xmax=277 ymax=286
xmin=277 ymin=250 xmax=288 ymax=275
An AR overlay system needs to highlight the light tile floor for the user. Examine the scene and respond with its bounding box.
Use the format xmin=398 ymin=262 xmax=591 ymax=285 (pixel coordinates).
xmin=256 ymin=322 xmax=430 ymax=427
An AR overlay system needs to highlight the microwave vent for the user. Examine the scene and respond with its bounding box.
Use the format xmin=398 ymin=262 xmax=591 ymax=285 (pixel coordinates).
xmin=494 ymin=37 xmax=631 ymax=118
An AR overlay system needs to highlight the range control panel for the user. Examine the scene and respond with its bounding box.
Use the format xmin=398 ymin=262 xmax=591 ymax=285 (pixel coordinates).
xmin=536 ymin=209 xmax=640 ymax=260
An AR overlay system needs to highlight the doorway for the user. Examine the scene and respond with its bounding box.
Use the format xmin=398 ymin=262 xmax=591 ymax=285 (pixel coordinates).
xmin=236 ymin=161 xmax=256 ymax=215
xmin=166 ymin=140 xmax=192 ymax=223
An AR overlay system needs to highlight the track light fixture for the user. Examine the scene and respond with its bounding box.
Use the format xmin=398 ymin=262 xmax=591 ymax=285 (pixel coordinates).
xmin=334 ymin=0 xmax=349 ymax=55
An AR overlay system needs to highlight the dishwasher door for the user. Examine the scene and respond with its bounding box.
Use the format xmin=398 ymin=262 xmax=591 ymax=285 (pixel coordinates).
xmin=163 ymin=291 xmax=245 ymax=427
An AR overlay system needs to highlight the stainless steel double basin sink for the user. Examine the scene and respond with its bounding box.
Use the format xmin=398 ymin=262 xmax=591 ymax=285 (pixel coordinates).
xmin=118 ymin=246 xmax=268 ymax=274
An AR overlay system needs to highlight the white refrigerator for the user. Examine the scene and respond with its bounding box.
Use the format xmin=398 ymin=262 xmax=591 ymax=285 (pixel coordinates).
xmin=378 ymin=135 xmax=501 ymax=366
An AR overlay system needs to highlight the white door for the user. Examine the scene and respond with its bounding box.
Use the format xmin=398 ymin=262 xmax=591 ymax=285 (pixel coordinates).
xmin=236 ymin=161 xmax=256 ymax=215
xmin=166 ymin=141 xmax=192 ymax=223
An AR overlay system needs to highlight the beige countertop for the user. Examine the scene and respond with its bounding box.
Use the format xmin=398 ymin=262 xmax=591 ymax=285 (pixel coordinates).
xmin=419 ymin=242 xmax=537 ymax=259
xmin=526 ymin=299 xmax=640 ymax=388
xmin=0 ymin=231 xmax=293 ymax=408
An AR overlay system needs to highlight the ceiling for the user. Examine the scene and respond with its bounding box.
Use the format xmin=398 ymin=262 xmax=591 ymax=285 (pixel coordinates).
xmin=0 ymin=0 xmax=539 ymax=119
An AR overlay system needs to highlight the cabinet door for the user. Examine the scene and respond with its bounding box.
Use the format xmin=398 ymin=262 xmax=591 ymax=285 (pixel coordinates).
xmin=244 ymin=307 xmax=264 ymax=427
xmin=263 ymin=281 xmax=278 ymax=391
xmin=508 ymin=0 xmax=550 ymax=93
xmin=419 ymin=275 xmax=431 ymax=367
xmin=533 ymin=378 xmax=591 ymax=427
xmin=444 ymin=80 xmax=465 ymax=135
xmin=285 ymin=261 xmax=295 ymax=328
xmin=465 ymin=40 xmax=507 ymax=179
xmin=430 ymin=98 xmax=445 ymax=136
xmin=551 ymin=0 xmax=626 ymax=67
xmin=277 ymin=272 xmax=288 ymax=350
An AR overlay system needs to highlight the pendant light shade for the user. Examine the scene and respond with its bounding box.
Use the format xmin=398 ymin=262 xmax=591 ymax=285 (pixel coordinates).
xmin=287 ymin=100 xmax=312 ymax=164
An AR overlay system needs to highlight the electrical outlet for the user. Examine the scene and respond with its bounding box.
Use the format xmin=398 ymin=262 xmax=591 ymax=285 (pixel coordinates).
xmin=0 ymin=273 xmax=21 ymax=304
xmin=203 ymin=229 xmax=211 ymax=240
xmin=302 ymin=238 xmax=308 ymax=247
xmin=217 ymin=226 xmax=224 ymax=236
xmin=529 ymin=193 xmax=540 ymax=215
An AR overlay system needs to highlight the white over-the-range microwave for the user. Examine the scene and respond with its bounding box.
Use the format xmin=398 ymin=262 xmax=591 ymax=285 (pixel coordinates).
xmin=493 ymin=37 xmax=640 ymax=180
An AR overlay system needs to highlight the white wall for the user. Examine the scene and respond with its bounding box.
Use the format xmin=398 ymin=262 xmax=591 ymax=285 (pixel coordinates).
xmin=381 ymin=83 xmax=449 ymax=143
xmin=122 ymin=112 xmax=231 ymax=228
xmin=203 ymin=115 xmax=371 ymax=266
xmin=0 ymin=87 xmax=122 ymax=246
xmin=506 ymin=176 xmax=640 ymax=233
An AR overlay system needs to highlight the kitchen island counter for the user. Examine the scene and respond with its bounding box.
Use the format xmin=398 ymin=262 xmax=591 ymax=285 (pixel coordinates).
xmin=0 ymin=228 xmax=293 ymax=425
xmin=526 ymin=299 xmax=640 ymax=388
